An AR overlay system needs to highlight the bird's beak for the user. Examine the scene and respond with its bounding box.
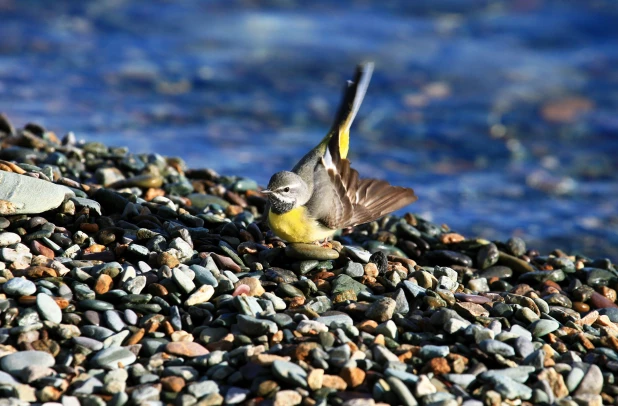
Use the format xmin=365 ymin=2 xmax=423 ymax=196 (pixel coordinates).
xmin=261 ymin=189 xmax=273 ymax=195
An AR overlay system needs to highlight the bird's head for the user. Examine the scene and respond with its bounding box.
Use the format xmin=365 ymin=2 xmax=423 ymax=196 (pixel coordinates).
xmin=263 ymin=171 xmax=311 ymax=214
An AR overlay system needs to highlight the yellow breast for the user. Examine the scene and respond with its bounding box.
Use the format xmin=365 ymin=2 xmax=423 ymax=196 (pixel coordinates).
xmin=268 ymin=206 xmax=336 ymax=243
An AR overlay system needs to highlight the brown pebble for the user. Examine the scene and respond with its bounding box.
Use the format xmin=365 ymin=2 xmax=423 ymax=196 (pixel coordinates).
xmin=600 ymin=286 xmax=617 ymax=303
xmin=125 ymin=328 xmax=145 ymax=346
xmin=235 ymin=277 xmax=265 ymax=297
xmin=161 ymin=376 xmax=186 ymax=393
xmin=314 ymin=279 xmax=330 ymax=292
xmin=575 ymin=310 xmax=599 ymax=326
xmin=148 ymin=283 xmax=169 ymax=297
xmin=364 ymin=263 xmax=379 ymax=277
xmin=589 ymin=292 xmax=618 ymax=309
xmin=322 ymin=374 xmax=347 ymax=391
xmin=94 ymin=274 xmax=113 ymax=295
xmin=387 ymin=255 xmax=416 ymax=268
xmin=84 ymin=244 xmax=106 ymax=254
xmin=225 ymin=205 xmax=244 ymax=216
xmin=158 ymin=252 xmax=180 ymax=268
xmin=144 ymin=320 xmax=160 ymax=333
xmin=164 ymin=341 xmax=209 ymax=358
xmin=144 ymin=188 xmax=165 ymax=201
xmin=313 ymin=271 xmax=335 ymax=280
xmin=572 ymin=301 xmax=590 ymax=313
xmin=425 ymin=357 xmax=451 ymax=375
xmin=15 ymin=266 xmax=57 ymax=279
xmin=31 ymin=241 xmax=54 ymax=259
xmin=80 ymin=223 xmax=99 ymax=233
xmin=295 ymin=342 xmax=321 ymax=362
xmin=307 ymin=369 xmax=324 ymax=391
xmin=211 ymin=253 xmax=241 ymax=273
xmin=340 ymin=367 xmax=365 ymax=387
xmin=439 ymin=233 xmax=465 ymax=244
xmin=357 ymin=320 xmax=378 ymax=334
xmin=162 ymin=321 xmax=175 ymax=336
xmin=453 ymin=302 xmax=489 ymax=318
xmin=38 ymin=386 xmax=62 ymax=402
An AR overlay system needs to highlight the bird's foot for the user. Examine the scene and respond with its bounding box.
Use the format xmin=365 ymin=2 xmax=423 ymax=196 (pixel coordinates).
xmin=312 ymin=238 xmax=332 ymax=249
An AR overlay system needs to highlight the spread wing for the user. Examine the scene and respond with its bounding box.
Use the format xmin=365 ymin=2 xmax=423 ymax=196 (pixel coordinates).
xmin=317 ymin=151 xmax=418 ymax=230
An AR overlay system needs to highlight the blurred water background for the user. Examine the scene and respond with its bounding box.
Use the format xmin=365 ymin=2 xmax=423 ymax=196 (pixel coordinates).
xmin=0 ymin=0 xmax=617 ymax=259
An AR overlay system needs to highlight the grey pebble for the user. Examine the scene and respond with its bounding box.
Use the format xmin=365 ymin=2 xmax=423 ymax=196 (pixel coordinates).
xmin=3 ymin=278 xmax=36 ymax=296
xmin=90 ymin=347 xmax=137 ymax=370
xmin=0 ymin=350 xmax=55 ymax=374
xmin=479 ymin=339 xmax=515 ymax=357
xmin=36 ymin=293 xmax=62 ymax=323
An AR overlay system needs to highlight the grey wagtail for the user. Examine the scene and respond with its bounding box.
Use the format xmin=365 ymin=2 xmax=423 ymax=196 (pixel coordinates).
xmin=262 ymin=63 xmax=418 ymax=243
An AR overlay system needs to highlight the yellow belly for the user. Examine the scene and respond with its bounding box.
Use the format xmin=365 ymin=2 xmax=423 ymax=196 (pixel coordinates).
xmin=268 ymin=206 xmax=336 ymax=243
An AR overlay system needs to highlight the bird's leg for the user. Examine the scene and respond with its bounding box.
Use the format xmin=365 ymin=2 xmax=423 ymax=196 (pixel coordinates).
xmin=314 ymin=238 xmax=331 ymax=248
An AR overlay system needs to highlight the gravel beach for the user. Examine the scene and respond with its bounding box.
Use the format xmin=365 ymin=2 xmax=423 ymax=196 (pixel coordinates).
xmin=0 ymin=115 xmax=616 ymax=406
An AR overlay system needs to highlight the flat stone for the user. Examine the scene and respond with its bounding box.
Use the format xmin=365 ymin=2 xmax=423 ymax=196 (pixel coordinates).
xmin=234 ymin=277 xmax=263 ymax=296
xmin=165 ymin=342 xmax=209 ymax=358
xmin=285 ymin=243 xmax=339 ymax=260
xmin=0 ymin=370 xmax=18 ymax=385
xmin=342 ymin=246 xmax=371 ymax=263
xmin=0 ymin=232 xmax=21 ymax=246
xmin=479 ymin=339 xmax=515 ymax=357
xmin=74 ymin=337 xmax=104 ymax=351
xmin=36 ymin=293 xmax=62 ymax=324
xmin=173 ymin=268 xmax=195 ymax=293
xmin=3 ymin=278 xmax=36 ymax=296
xmin=529 ymin=319 xmax=560 ymax=337
xmin=185 ymin=284 xmax=215 ymax=306
xmin=104 ymin=310 xmax=126 ymax=333
xmin=0 ymin=351 xmax=55 ymax=374
xmin=187 ymin=380 xmax=219 ymax=398
xmin=454 ymin=302 xmax=490 ymax=319
xmin=191 ymin=264 xmax=219 ymax=287
xmin=225 ymin=387 xmax=250 ymax=404
xmin=331 ymin=274 xmax=370 ymax=295
xmin=490 ymin=375 xmax=533 ymax=400
xmin=0 ymin=171 xmax=74 ymax=215
xmin=274 ymin=390 xmax=302 ymax=406
xmin=316 ymin=312 xmax=354 ymax=329
xmin=419 ymin=345 xmax=449 ymax=360
xmin=574 ymin=364 xmax=603 ymax=396
xmin=90 ymin=347 xmax=137 ymax=370
xmin=237 ymin=314 xmax=278 ymax=336
xmin=365 ymin=297 xmax=396 ymax=322
xmin=344 ymin=261 xmax=365 ymax=278
xmin=388 ymin=376 xmax=418 ymax=406
xmin=272 ymin=360 xmax=307 ymax=388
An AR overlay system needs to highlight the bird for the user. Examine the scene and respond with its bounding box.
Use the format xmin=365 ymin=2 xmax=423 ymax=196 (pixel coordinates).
xmin=262 ymin=62 xmax=418 ymax=243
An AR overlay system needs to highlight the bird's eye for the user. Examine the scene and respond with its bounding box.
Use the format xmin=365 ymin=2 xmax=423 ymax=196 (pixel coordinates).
xmin=284 ymin=187 xmax=290 ymax=193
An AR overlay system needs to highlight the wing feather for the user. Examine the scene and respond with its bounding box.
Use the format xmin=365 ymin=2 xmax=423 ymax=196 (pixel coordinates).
xmin=319 ymin=156 xmax=417 ymax=229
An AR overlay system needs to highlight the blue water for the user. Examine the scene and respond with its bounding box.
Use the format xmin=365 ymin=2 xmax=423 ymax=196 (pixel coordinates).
xmin=1 ymin=0 xmax=617 ymax=259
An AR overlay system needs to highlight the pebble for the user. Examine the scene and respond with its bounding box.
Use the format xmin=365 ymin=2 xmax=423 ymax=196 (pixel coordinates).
xmin=285 ymin=243 xmax=339 ymax=260
xmin=0 ymin=117 xmax=614 ymax=405
xmin=0 ymin=171 xmax=74 ymax=215
xmin=479 ymin=339 xmax=516 ymax=357
xmin=529 ymin=319 xmax=560 ymax=337
xmin=365 ymin=297 xmax=396 ymax=322
xmin=90 ymin=347 xmax=137 ymax=369
xmin=0 ymin=351 xmax=55 ymax=374
xmin=273 ymin=360 xmax=308 ymax=387
xmin=3 ymin=277 xmax=37 ymax=296
xmin=36 ymin=293 xmax=62 ymax=323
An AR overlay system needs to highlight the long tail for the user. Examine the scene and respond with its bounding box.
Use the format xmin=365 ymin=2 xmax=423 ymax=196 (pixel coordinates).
xmin=322 ymin=62 xmax=374 ymax=161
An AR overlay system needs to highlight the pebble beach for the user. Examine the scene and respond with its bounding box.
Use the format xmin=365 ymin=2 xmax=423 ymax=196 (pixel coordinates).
xmin=0 ymin=115 xmax=616 ymax=406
